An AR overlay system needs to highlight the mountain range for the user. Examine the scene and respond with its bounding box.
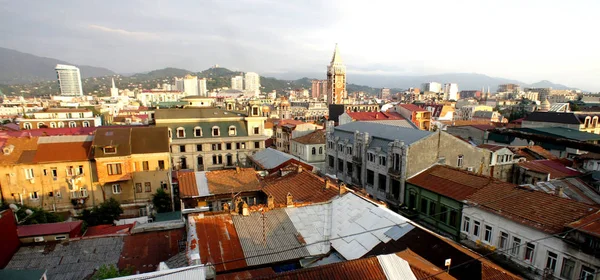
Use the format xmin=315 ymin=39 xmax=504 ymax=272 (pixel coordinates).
xmin=0 ymin=47 xmax=581 ymax=92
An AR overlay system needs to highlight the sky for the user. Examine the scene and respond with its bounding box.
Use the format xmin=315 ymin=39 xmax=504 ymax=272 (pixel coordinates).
xmin=1 ymin=0 xmax=599 ymax=90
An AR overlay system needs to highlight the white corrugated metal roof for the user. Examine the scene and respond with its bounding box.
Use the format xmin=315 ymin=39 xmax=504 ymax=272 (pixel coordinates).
xmin=377 ymin=254 xmax=417 ymax=280
xmin=249 ymin=148 xmax=294 ymax=169
xmin=285 ymin=204 xmax=331 ymax=256
xmin=108 ymin=265 xmax=207 ymax=280
xmin=38 ymin=135 xmax=93 ymax=143
xmin=195 ymin=172 xmax=210 ymax=197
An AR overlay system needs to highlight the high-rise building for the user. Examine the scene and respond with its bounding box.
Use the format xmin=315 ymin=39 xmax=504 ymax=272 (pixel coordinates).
xmin=443 ymin=83 xmax=459 ymax=100
xmin=497 ymin=83 xmax=521 ymax=93
xmin=326 ymin=44 xmax=346 ymax=105
xmin=421 ymin=82 xmax=442 ymax=93
xmin=110 ymin=78 xmax=119 ymax=98
xmin=311 ymin=80 xmax=328 ymax=99
xmin=55 ymin=64 xmax=83 ymax=96
xmin=183 ymin=75 xmax=199 ymax=96
xmin=231 ymin=75 xmax=244 ymax=90
xmin=244 ymin=72 xmax=260 ymax=94
xmin=379 ymin=88 xmax=390 ymax=99
xmin=198 ymin=78 xmax=207 ymax=96
xmin=174 ymin=77 xmax=184 ymax=91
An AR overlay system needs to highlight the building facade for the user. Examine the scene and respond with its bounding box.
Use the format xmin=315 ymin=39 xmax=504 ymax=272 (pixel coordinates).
xmin=17 ymin=108 xmax=101 ymax=129
xmin=311 ymin=80 xmax=327 ymax=99
xmin=290 ymin=129 xmax=326 ymax=169
xmin=231 ymin=75 xmax=244 ymax=91
xmin=55 ymin=64 xmax=83 ymax=96
xmin=183 ymin=75 xmax=198 ymax=96
xmin=326 ymin=44 xmax=346 ymax=105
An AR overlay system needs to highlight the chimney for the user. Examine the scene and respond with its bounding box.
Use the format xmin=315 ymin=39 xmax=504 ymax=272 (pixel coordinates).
xmin=242 ymin=202 xmax=249 ymax=216
xmin=556 ymin=185 xmax=564 ymax=197
xmin=286 ymin=192 xmax=293 ymax=207
xmin=267 ymin=194 xmax=274 ymax=209
xmin=236 ymin=166 xmax=241 ymax=173
xmin=324 ymin=178 xmax=330 ymax=190
xmin=297 ymin=165 xmax=303 ymax=173
xmin=339 ymin=182 xmax=347 ymax=196
xmin=375 ymin=113 xmax=379 ymax=119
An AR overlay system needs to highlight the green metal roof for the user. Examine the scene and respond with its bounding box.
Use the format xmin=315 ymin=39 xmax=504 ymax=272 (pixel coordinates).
xmin=157 ymin=120 xmax=249 ymax=138
xmin=154 ymin=211 xmax=182 ymax=222
xmin=0 ymin=269 xmax=46 ymax=280
xmin=516 ymin=127 xmax=600 ymax=142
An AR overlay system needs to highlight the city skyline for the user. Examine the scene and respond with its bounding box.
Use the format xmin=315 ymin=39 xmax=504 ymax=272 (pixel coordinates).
xmin=1 ymin=0 xmax=599 ymax=91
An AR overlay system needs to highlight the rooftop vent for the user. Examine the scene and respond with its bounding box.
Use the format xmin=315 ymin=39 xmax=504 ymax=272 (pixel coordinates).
xmin=3 ymin=145 xmax=14 ymax=155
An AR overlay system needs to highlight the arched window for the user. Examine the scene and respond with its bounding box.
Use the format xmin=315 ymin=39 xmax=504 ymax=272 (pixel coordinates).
xmin=228 ymin=126 xmax=236 ymax=136
xmin=594 ymin=117 xmax=599 ymax=128
xmin=194 ymin=127 xmax=202 ymax=137
xmin=319 ymin=147 xmax=323 ymax=154
xmin=50 ymin=122 xmax=56 ymax=128
xmin=176 ymin=127 xmax=185 ymax=138
xmin=212 ymin=126 xmax=220 ymax=136
xmin=23 ymin=122 xmax=32 ymax=130
xmin=82 ymin=121 xmax=90 ymax=128
xmin=168 ymin=128 xmax=172 ymax=138
xmin=68 ymin=121 xmax=76 ymax=128
xmin=57 ymin=122 xmax=65 ymax=128
xmin=312 ymin=147 xmax=316 ymax=155
xmin=37 ymin=122 xmax=45 ymax=129
xmin=585 ymin=117 xmax=591 ymax=128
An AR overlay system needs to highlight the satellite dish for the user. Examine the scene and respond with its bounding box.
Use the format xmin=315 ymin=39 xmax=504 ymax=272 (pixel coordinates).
xmin=9 ymin=204 xmax=18 ymax=211
xmin=25 ymin=209 xmax=34 ymax=215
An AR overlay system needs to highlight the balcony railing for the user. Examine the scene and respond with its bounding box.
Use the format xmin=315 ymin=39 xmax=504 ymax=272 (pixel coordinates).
xmin=388 ymin=167 xmax=402 ymax=178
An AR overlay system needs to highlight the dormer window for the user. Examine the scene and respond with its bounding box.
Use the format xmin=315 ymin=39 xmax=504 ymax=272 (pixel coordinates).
xmin=229 ymin=126 xmax=236 ymax=136
xmin=252 ymin=106 xmax=259 ymax=116
xmin=104 ymin=146 xmax=117 ymax=154
xmin=177 ymin=127 xmax=185 ymax=138
xmin=212 ymin=126 xmax=220 ymax=137
xmin=194 ymin=127 xmax=202 ymax=137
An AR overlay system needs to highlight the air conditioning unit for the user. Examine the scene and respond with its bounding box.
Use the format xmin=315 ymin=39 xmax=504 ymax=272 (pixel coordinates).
xmin=467 ymin=167 xmax=474 ymax=172
xmin=34 ymin=236 xmax=44 ymax=242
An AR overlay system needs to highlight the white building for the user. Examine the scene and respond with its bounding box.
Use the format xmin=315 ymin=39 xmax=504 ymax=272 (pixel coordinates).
xmin=290 ymin=129 xmax=326 ymax=170
xmin=174 ymin=77 xmax=184 ymax=91
xmin=231 ymin=75 xmax=244 ymax=90
xmin=198 ymin=78 xmax=207 ymax=96
xmin=244 ymin=72 xmax=260 ymax=93
xmin=421 ymin=82 xmax=442 ymax=93
xmin=183 ymin=75 xmax=198 ymax=96
xmin=110 ymin=78 xmax=119 ymax=98
xmin=55 ymin=64 xmax=83 ymax=96
xmin=443 ymin=83 xmax=459 ymax=101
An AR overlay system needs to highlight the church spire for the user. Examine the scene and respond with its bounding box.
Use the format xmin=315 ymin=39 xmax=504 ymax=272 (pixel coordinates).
xmin=331 ymin=43 xmax=343 ymax=64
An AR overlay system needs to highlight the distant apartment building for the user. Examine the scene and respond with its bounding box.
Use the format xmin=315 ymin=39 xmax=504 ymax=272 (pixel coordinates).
xmin=379 ymin=88 xmax=391 ymax=99
xmin=173 ymin=77 xmax=184 ymax=91
xmin=396 ymin=104 xmax=432 ymax=130
xmin=198 ymin=78 xmax=208 ymax=96
xmin=231 ymin=75 xmax=244 ymax=90
xmin=55 ymin=64 xmax=83 ymax=96
xmin=244 ymin=72 xmax=260 ymax=93
xmin=421 ymin=82 xmax=442 ymax=93
xmin=311 ymin=80 xmax=327 ymax=99
xmin=154 ymin=104 xmax=268 ymax=171
xmin=525 ymin=87 xmax=552 ymax=101
xmin=443 ymin=83 xmax=458 ymax=100
xmin=457 ymin=105 xmax=493 ymax=120
xmin=17 ymin=108 xmax=101 ymax=130
xmin=183 ymin=74 xmax=198 ymax=96
xmin=497 ymin=83 xmax=521 ymax=93
xmin=288 ymin=101 xmax=328 ymax=122
xmin=137 ymin=90 xmax=184 ymax=107
xmin=459 ymin=90 xmax=483 ymax=99
xmin=92 ymin=127 xmax=171 ymax=217
xmin=522 ymin=91 xmax=539 ymax=101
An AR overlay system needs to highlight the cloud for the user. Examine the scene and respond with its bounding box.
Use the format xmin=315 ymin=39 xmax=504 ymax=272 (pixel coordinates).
xmin=87 ymin=24 xmax=160 ymax=41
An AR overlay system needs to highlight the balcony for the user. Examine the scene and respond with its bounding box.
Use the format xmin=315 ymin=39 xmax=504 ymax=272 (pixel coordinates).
xmin=388 ymin=167 xmax=402 ymax=178
xmin=352 ymin=155 xmax=362 ymax=163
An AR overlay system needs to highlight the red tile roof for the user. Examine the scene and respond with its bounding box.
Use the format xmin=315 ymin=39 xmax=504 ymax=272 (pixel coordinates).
xmin=118 ymin=228 xmax=186 ymax=273
xmin=346 ymin=111 xmax=405 ymax=121
xmin=467 ymin=185 xmax=598 ymax=234
xmin=408 ymin=165 xmax=513 ymax=201
xmin=262 ymin=169 xmax=340 ymax=206
xmin=509 ymin=146 xmax=558 ymax=161
xmin=477 ymin=144 xmax=507 ymax=152
xmin=292 ymin=129 xmax=326 ymax=145
xmin=518 ymin=159 xmax=582 ymax=179
xmin=254 ymin=256 xmax=387 ymax=280
xmin=17 ymin=221 xmax=83 ymax=237
xmin=399 ymin=104 xmax=426 ymax=112
xmin=192 ymin=214 xmax=247 ymax=272
xmin=33 ymin=141 xmax=92 ymax=163
xmin=395 ymin=249 xmax=456 ymax=280
xmin=177 ymin=171 xmax=198 ymax=198
xmin=0 ymin=127 xmax=97 ymax=137
xmin=206 ymin=168 xmax=261 ymax=195
xmin=0 ymin=137 xmax=39 ymax=165
xmin=567 ymin=210 xmax=600 ymax=238
xmin=216 ymin=267 xmax=276 ymax=280
xmin=83 ymin=223 xmax=134 ymax=237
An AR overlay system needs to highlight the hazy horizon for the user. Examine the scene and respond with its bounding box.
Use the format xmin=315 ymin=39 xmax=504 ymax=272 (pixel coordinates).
xmin=1 ymin=0 xmax=599 ymax=90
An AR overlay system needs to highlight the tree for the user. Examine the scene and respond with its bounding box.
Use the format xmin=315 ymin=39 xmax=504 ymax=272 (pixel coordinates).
xmin=80 ymin=198 xmax=123 ymax=226
xmin=91 ymin=264 xmax=132 ymax=280
xmin=152 ymin=188 xmax=172 ymax=213
xmin=16 ymin=206 xmax=63 ymax=225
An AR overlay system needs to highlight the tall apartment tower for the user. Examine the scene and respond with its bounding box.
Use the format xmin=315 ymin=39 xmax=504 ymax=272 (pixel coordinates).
xmin=380 ymin=88 xmax=391 ymax=99
xmin=311 ymin=80 xmax=328 ymax=99
xmin=443 ymin=83 xmax=459 ymax=100
xmin=326 ymin=44 xmax=346 ymax=105
xmin=55 ymin=64 xmax=83 ymax=96
xmin=244 ymin=72 xmax=261 ymax=95
xmin=110 ymin=78 xmax=119 ymax=98
xmin=198 ymin=78 xmax=208 ymax=96
xmin=231 ymin=75 xmax=244 ymax=90
xmin=174 ymin=77 xmax=184 ymax=91
xmin=183 ymin=74 xmax=199 ymax=96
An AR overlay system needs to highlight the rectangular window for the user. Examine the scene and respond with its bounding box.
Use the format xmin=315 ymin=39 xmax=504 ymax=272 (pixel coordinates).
xmin=145 ymin=182 xmax=151 ymax=192
xmin=367 ymin=170 xmax=374 ymax=185
xmin=408 ymin=191 xmax=416 ymax=209
xmin=112 ymin=184 xmax=121 ymax=194
xmin=338 ymin=144 xmax=343 ymax=152
xmin=511 ymin=237 xmax=521 ymax=256
xmin=107 ymin=163 xmax=122 ymax=175
xmin=161 ymin=181 xmax=168 ymax=190
xmin=212 ymin=155 xmax=223 ymax=165
xmin=66 ymin=166 xmax=74 ymax=176
xmin=428 ymin=200 xmax=436 ymax=217
xmin=473 ymin=220 xmax=481 ymax=237
xmin=328 ymin=155 xmax=335 ymax=168
xmin=524 ymin=243 xmax=535 ymax=263
xmin=462 ymin=217 xmax=471 ymax=233
xmin=158 ymin=160 xmax=165 ymax=170
xmin=195 ymin=128 xmax=202 ymax=137
xmin=546 ymin=251 xmax=558 ymax=274
xmin=449 ymin=210 xmax=458 ymax=228
xmin=229 ymin=126 xmax=236 ymax=136
xmin=212 ymin=144 xmax=222 ymax=151
xmin=179 ymin=145 xmax=186 ymax=152
xmin=457 ymin=155 xmax=464 ymax=167
xmin=226 ymin=143 xmax=232 ymax=150
xmin=347 ymin=162 xmax=353 ymax=176
xmin=177 ymin=129 xmax=185 ymax=138
xmin=196 ymin=144 xmax=203 ymax=151
xmin=104 ymin=146 xmax=116 ymax=154
xmin=379 ymin=156 xmax=387 ymax=166
xmin=30 ymin=191 xmax=39 ymax=200
xmin=499 ymin=231 xmax=508 ymax=249
xmin=254 ymin=127 xmax=259 ymax=135
xmin=338 ymin=159 xmax=344 ymax=172
xmin=580 ymin=265 xmax=595 ymax=280
xmin=439 ymin=205 xmax=448 ymax=222
xmin=484 ymin=225 xmax=493 ymax=243
xmin=197 ymin=156 xmax=204 ymax=166
xmin=51 ymin=168 xmax=58 ymax=178
xmin=142 ymin=161 xmax=149 ymax=171
xmin=25 ymin=168 xmax=34 ymax=179
xmin=254 ymin=141 xmax=260 ymax=149
xmin=77 ymin=165 xmax=84 ymax=175
xmin=561 ymin=258 xmax=575 ymax=279
xmin=420 ymin=198 xmax=428 ymax=213
xmin=135 ymin=183 xmax=142 ymax=193
xmin=378 ymin=174 xmax=386 ymax=190
xmin=212 ymin=127 xmax=219 ymax=136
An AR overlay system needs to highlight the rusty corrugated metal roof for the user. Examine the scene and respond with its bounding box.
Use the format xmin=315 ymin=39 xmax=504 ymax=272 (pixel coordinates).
xmin=192 ymin=215 xmax=247 ymax=272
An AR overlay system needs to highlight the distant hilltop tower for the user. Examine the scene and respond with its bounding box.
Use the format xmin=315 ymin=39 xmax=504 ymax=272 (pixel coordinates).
xmin=326 ymin=44 xmax=346 ymax=105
